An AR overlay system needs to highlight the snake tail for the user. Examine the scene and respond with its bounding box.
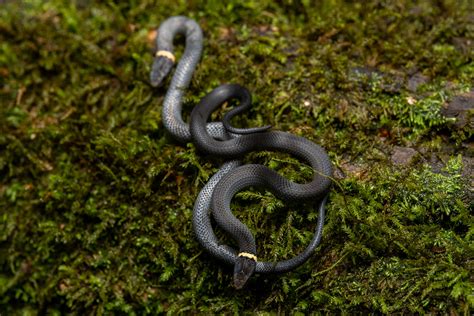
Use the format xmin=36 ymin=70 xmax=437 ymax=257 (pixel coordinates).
xmin=222 ymin=96 xmax=272 ymax=134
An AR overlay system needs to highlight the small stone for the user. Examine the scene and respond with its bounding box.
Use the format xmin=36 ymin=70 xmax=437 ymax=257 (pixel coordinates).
xmin=333 ymin=167 xmax=346 ymax=180
xmin=441 ymin=92 xmax=474 ymax=128
xmin=339 ymin=162 xmax=367 ymax=179
xmin=391 ymin=146 xmax=417 ymax=166
xmin=407 ymin=73 xmax=429 ymax=92
xmin=428 ymin=153 xmax=444 ymax=174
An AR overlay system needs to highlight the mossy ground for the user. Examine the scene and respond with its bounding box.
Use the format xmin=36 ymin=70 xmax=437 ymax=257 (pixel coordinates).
xmin=0 ymin=0 xmax=473 ymax=314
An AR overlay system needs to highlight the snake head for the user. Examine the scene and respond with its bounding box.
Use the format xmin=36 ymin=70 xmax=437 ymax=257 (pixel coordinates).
xmin=233 ymin=256 xmax=256 ymax=289
xmin=150 ymin=54 xmax=174 ymax=87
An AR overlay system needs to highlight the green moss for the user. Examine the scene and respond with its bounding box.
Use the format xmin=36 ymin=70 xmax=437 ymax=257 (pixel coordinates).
xmin=0 ymin=0 xmax=472 ymax=314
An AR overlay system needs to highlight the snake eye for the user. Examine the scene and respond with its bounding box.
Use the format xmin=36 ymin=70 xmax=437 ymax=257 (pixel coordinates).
xmin=233 ymin=256 xmax=256 ymax=289
xmin=150 ymin=56 xmax=174 ymax=87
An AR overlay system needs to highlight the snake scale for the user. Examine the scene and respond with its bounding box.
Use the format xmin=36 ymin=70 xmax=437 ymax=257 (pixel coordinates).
xmin=150 ymin=16 xmax=332 ymax=289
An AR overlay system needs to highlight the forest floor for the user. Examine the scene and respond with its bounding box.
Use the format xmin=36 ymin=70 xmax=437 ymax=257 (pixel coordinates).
xmin=1 ymin=0 xmax=473 ymax=314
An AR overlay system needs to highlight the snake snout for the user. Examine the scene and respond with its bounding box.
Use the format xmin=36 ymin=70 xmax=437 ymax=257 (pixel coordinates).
xmin=150 ymin=56 xmax=174 ymax=87
xmin=233 ymin=256 xmax=256 ymax=289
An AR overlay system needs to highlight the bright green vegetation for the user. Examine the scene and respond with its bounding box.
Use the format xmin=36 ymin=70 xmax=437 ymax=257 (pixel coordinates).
xmin=1 ymin=0 xmax=472 ymax=314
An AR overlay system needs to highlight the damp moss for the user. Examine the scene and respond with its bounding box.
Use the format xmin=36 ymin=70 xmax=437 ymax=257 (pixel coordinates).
xmin=0 ymin=0 xmax=472 ymax=314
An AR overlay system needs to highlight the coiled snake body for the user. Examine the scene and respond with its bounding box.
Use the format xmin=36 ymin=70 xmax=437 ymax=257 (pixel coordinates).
xmin=151 ymin=16 xmax=332 ymax=289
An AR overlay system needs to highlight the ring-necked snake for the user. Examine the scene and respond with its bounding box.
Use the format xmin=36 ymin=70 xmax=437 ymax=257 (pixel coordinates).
xmin=150 ymin=16 xmax=332 ymax=289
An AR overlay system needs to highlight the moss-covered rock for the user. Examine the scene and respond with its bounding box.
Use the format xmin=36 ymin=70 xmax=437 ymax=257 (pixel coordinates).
xmin=0 ymin=0 xmax=472 ymax=314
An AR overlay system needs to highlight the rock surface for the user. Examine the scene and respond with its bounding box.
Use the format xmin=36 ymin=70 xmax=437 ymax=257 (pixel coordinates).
xmin=391 ymin=146 xmax=418 ymax=166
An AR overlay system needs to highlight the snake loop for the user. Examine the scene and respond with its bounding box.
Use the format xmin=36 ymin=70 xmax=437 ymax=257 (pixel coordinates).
xmin=189 ymin=84 xmax=332 ymax=288
xmin=152 ymin=16 xmax=332 ymax=289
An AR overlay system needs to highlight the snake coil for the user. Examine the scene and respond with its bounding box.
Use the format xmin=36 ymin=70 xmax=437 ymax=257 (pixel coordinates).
xmin=151 ymin=16 xmax=332 ymax=289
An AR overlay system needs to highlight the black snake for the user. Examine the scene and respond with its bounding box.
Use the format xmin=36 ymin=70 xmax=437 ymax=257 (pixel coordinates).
xmin=150 ymin=16 xmax=332 ymax=289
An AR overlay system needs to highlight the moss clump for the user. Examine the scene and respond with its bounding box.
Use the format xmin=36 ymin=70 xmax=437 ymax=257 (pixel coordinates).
xmin=1 ymin=0 xmax=472 ymax=314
